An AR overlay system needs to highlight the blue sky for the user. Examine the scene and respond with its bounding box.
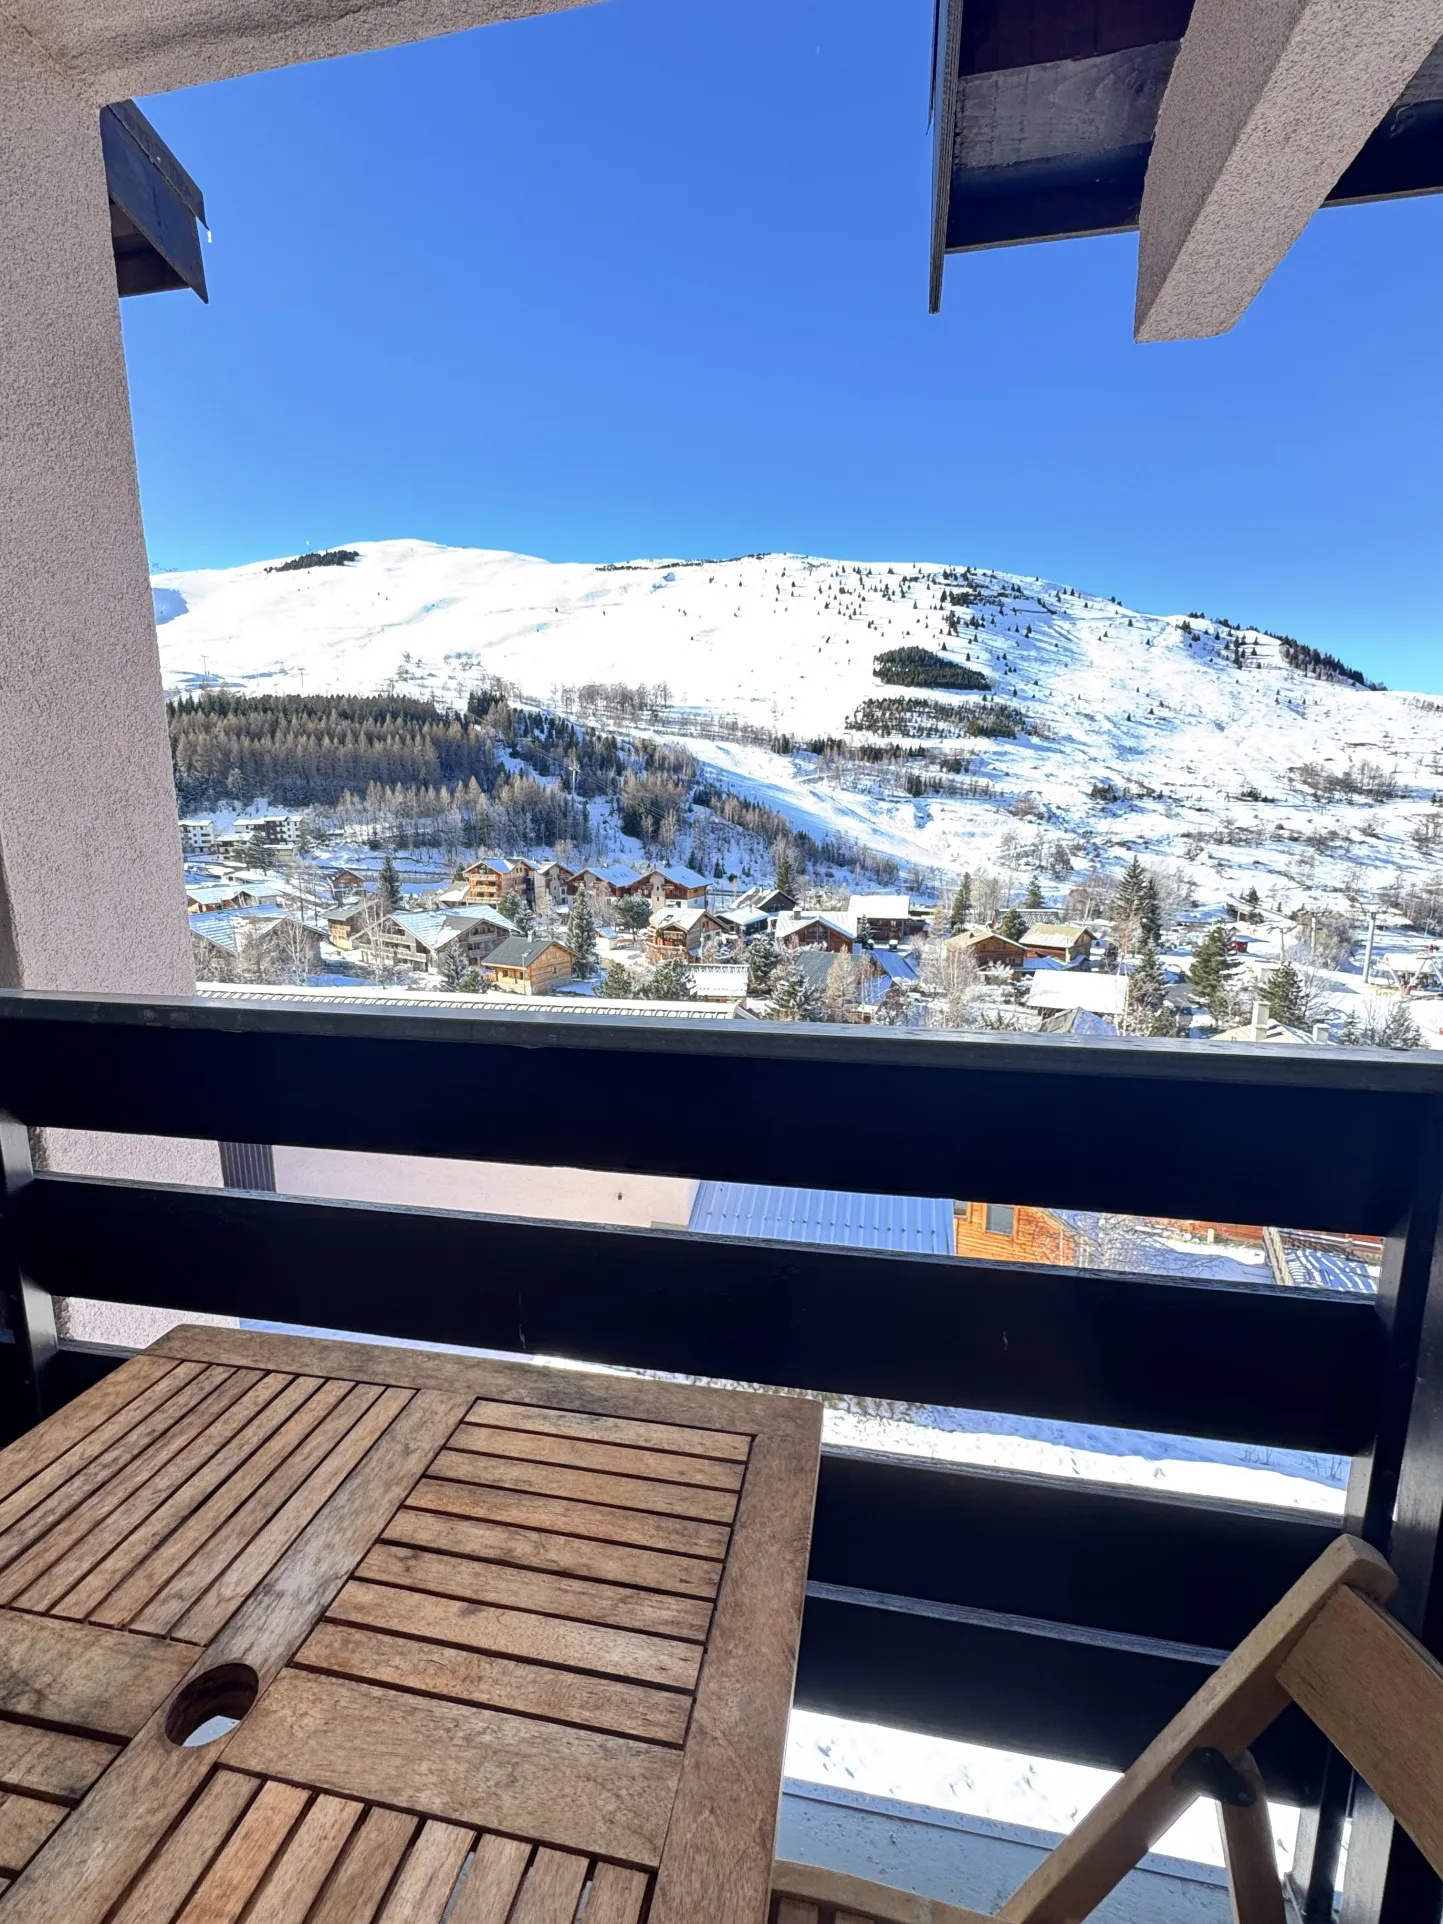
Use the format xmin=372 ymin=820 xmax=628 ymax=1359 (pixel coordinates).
xmin=129 ymin=0 xmax=1443 ymax=689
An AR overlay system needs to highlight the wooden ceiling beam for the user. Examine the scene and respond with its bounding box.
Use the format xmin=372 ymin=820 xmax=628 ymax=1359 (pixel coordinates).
xmin=1135 ymin=0 xmax=1443 ymax=341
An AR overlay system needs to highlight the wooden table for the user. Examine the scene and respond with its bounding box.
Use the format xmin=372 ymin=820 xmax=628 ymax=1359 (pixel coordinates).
xmin=0 ymin=1325 xmax=821 ymax=1924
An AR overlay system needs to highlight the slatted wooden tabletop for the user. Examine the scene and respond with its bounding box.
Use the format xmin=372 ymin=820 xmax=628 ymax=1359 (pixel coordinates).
xmin=0 ymin=1326 xmax=821 ymax=1924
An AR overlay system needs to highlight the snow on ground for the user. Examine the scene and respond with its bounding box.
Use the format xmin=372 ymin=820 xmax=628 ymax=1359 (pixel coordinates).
xmin=156 ymin=540 xmax=1443 ymax=919
xmin=783 ymin=1711 xmax=1299 ymax=1873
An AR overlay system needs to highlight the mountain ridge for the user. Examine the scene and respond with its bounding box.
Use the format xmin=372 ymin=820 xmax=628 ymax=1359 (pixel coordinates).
xmin=154 ymin=539 xmax=1442 ymax=911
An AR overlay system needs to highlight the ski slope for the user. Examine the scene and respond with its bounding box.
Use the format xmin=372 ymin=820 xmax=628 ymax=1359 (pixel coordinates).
xmin=155 ymin=539 xmax=1443 ymax=909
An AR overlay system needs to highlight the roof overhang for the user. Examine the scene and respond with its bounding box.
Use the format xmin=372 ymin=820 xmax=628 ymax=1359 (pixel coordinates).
xmin=103 ymin=98 xmax=208 ymax=301
xmin=929 ymin=0 xmax=1443 ymax=338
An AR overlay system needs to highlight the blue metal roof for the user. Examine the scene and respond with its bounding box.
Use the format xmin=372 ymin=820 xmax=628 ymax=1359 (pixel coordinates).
xmin=688 ymin=1181 xmax=955 ymax=1254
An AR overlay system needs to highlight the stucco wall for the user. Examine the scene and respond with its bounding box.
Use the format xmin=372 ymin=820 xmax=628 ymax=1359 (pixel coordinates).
xmin=0 ymin=21 xmax=221 ymax=1344
xmin=273 ymin=1147 xmax=697 ymax=1231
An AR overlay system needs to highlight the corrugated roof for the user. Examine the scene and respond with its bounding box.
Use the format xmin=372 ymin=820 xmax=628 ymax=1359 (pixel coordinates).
xmin=390 ymin=907 xmax=516 ymax=951
xmin=688 ymin=1181 xmax=955 ymax=1254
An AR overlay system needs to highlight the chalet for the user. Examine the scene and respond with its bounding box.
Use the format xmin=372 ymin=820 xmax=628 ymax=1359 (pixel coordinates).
xmin=481 ymin=936 xmax=575 ymax=996
xmin=462 ymin=857 xmax=516 ymax=906
xmin=372 ymin=906 xmax=516 ymax=974
xmin=568 ymin=863 xmax=646 ymax=905
xmin=733 ymin=886 xmax=796 ymax=916
xmin=233 ymin=877 xmax=285 ymax=909
xmin=646 ymin=906 xmax=726 ymax=962
xmin=947 ymin=927 xmax=1026 ymax=969
xmin=326 ymin=899 xmax=371 ymax=950
xmin=185 ymin=881 xmax=244 ymax=914
xmin=189 ymin=907 xmax=321 ymax=979
xmin=775 ymin=910 xmax=855 ymax=954
xmin=635 ymin=863 xmax=710 ymax=904
xmin=849 ymin=894 xmax=925 ymax=945
xmin=953 ymin=1201 xmax=1080 ymax=1267
xmin=531 ymin=859 xmax=574 ymax=909
xmin=1022 ymin=923 xmax=1095 ymax=964
xmin=714 ymin=906 xmax=770 ymax=941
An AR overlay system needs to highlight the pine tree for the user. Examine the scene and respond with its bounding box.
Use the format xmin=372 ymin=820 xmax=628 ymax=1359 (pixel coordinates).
xmin=378 ymin=854 xmax=402 ymax=915
xmin=1128 ymin=937 xmax=1166 ymax=1031
xmin=769 ymin=962 xmax=827 ymax=1021
xmin=1265 ymin=960 xmax=1305 ymax=1026
xmin=746 ymin=933 xmax=779 ymax=994
xmin=998 ymin=906 xmax=1028 ymax=942
xmin=1243 ymin=885 xmax=1262 ymax=924
xmin=1188 ymin=924 xmax=1235 ymax=1024
xmin=646 ymin=958 xmax=696 ymax=1001
xmin=1137 ymin=874 xmax=1162 ymax=945
xmin=1382 ymin=1001 xmax=1422 ymax=1050
xmin=566 ymin=892 xmax=598 ymax=976
xmin=613 ymin=895 xmax=651 ymax=935
xmin=1112 ymin=855 xmax=1160 ymax=952
xmin=948 ymin=877 xmax=971 ymax=934
xmin=1024 ymin=875 xmax=1044 ymax=911
xmin=773 ymin=843 xmax=796 ymax=895
xmin=599 ymin=961 xmax=637 ymax=999
xmin=498 ymin=889 xmax=534 ymax=935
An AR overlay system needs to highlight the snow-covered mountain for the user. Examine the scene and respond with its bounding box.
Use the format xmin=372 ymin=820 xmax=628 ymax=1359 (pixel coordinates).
xmin=154 ymin=539 xmax=1442 ymax=908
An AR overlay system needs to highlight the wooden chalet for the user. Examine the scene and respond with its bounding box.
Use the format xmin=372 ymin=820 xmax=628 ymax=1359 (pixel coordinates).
xmin=532 ymin=859 xmax=574 ymax=908
xmin=373 ymin=907 xmax=516 ymax=974
xmin=462 ymin=857 xmax=517 ymax=906
xmin=481 ymin=935 xmax=576 ymax=995
xmin=325 ymin=899 xmax=370 ymax=950
xmin=776 ymin=911 xmax=855 ymax=955
xmin=954 ymin=1200 xmax=1080 ymax=1266
xmin=947 ymin=927 xmax=1026 ymax=969
xmin=734 ymin=886 xmax=797 ymax=916
xmin=566 ymin=864 xmax=645 ymax=904
xmin=636 ymin=863 xmax=710 ymax=904
xmin=646 ymin=906 xmax=725 ymax=963
xmin=850 ymin=894 xmax=926 ymax=945
xmin=1023 ymin=923 xmax=1095 ymax=964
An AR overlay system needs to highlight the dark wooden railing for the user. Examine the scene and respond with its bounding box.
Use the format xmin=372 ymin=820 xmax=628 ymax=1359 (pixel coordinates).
xmin=2 ymin=989 xmax=1442 ymax=1924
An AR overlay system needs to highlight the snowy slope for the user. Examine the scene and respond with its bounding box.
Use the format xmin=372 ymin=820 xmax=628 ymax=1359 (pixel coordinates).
xmin=154 ymin=540 xmax=1443 ymax=909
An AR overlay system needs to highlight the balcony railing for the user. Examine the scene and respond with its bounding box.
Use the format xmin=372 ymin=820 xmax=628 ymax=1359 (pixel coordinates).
xmin=2 ymin=988 xmax=1442 ymax=1924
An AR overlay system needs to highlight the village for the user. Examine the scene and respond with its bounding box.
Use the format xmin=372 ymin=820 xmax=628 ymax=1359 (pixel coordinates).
xmin=181 ymin=799 xmax=1443 ymax=1046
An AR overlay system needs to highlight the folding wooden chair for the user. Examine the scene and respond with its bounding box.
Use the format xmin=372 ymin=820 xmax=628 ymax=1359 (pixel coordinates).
xmin=770 ymin=1533 xmax=1443 ymax=1924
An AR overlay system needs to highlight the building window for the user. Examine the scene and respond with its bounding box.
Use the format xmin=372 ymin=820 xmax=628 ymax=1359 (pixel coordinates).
xmin=985 ymin=1203 xmax=1016 ymax=1238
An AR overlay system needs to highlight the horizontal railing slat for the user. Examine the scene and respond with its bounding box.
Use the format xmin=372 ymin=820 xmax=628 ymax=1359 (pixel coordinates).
xmin=0 ymin=990 xmax=1436 ymax=1230
xmin=21 ymin=1174 xmax=1383 ymax=1451
xmin=813 ymin=1448 xmax=1341 ymax=1653
xmin=795 ymin=1592 xmax=1325 ymax=1804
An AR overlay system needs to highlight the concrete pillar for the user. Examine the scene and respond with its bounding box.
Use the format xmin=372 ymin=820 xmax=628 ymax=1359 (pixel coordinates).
xmin=0 ymin=20 xmax=222 ymax=1342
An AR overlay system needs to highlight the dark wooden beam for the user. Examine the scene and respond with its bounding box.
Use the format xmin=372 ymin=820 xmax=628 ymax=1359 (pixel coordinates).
xmin=934 ymin=16 xmax=1443 ymax=268
xmin=795 ymin=1589 xmax=1324 ymax=1804
xmin=957 ymin=0 xmax=1193 ymax=77
xmin=19 ymin=1173 xmax=1383 ymax=1451
xmin=812 ymin=1447 xmax=1341 ymax=1654
xmin=101 ymin=100 xmax=208 ymax=302
xmin=0 ymin=991 xmax=1434 ymax=1233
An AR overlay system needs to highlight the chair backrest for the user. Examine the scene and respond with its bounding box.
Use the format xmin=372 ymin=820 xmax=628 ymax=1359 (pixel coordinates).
xmin=771 ymin=1859 xmax=989 ymax=1924
xmin=998 ymin=1532 xmax=1443 ymax=1924
xmin=774 ymin=1535 xmax=1443 ymax=1924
